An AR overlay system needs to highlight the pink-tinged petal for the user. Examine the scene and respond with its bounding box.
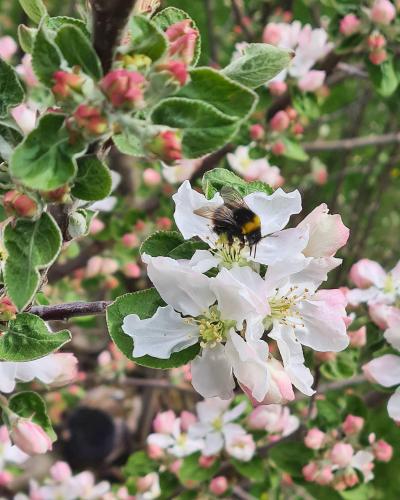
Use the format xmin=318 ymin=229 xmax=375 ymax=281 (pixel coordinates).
xmin=384 ymin=322 xmax=400 ymax=351
xmin=10 ymin=104 xmax=36 ymax=135
xmin=349 ymin=259 xmax=387 ymax=288
xmin=0 ymin=36 xmax=17 ymax=61
xmin=369 ymin=303 xmax=400 ymax=329
xmin=388 ymin=389 xmax=400 ymax=421
xmin=191 ymin=345 xmax=235 ymax=400
xmin=363 ymin=354 xmax=400 ymax=387
xmin=298 ymin=204 xmax=349 ymax=258
xmin=298 ymin=70 xmax=326 ymax=92
xmin=347 ymin=287 xmax=381 ymax=306
xmin=390 ymin=261 xmax=400 ymax=282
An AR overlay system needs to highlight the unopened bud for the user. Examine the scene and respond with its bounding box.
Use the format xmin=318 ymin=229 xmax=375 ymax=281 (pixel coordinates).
xmin=100 ymin=69 xmax=147 ymax=109
xmin=166 ymin=20 xmax=199 ymax=64
xmin=73 ymin=104 xmax=108 ymax=135
xmin=156 ymin=60 xmax=188 ymax=86
xmin=68 ymin=211 xmax=88 ymax=239
xmin=148 ymin=130 xmax=182 ymax=164
xmin=10 ymin=419 xmax=52 ymax=455
xmin=0 ymin=297 xmax=17 ymax=321
xmin=3 ymin=190 xmax=37 ymax=218
xmin=52 ymin=71 xmax=83 ymax=99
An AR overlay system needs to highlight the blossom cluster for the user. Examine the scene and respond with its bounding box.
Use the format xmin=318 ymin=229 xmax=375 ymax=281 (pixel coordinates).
xmin=303 ymin=414 xmax=393 ymax=491
xmin=122 ymin=180 xmax=350 ymax=404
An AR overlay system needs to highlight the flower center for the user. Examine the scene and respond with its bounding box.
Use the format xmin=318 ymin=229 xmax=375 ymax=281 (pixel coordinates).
xmin=212 ymin=417 xmax=223 ymax=431
xmin=213 ymin=236 xmax=249 ymax=269
xmin=265 ymin=286 xmax=309 ymax=328
xmin=195 ymin=307 xmax=235 ymax=348
xmin=384 ymin=274 xmax=395 ymax=294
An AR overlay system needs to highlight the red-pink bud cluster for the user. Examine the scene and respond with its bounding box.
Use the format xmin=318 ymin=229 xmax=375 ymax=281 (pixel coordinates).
xmin=156 ymin=60 xmax=188 ymax=86
xmin=0 ymin=297 xmax=17 ymax=321
xmin=100 ymin=69 xmax=147 ymax=109
xmin=166 ymin=20 xmax=199 ymax=64
xmin=52 ymin=71 xmax=83 ymax=99
xmin=3 ymin=190 xmax=38 ymax=218
xmin=73 ymin=104 xmax=108 ymax=135
xmin=148 ymin=130 xmax=182 ymax=164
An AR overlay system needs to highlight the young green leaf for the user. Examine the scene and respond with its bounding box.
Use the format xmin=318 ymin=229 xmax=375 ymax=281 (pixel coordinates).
xmin=367 ymin=57 xmax=399 ymax=98
xmin=55 ymin=24 xmax=102 ymax=80
xmin=45 ymin=16 xmax=90 ymax=38
xmin=202 ymin=167 xmax=273 ymax=199
xmin=151 ymin=98 xmax=239 ymax=158
xmin=4 ymin=212 xmax=62 ymax=311
xmin=123 ymin=451 xmax=158 ymax=478
xmin=0 ymin=313 xmax=71 ymax=361
xmin=231 ymin=456 xmax=265 ymax=482
xmin=129 ymin=15 xmax=167 ymax=61
xmin=281 ymin=138 xmax=309 ymax=162
xmin=18 ymin=0 xmax=47 ymax=24
xmin=32 ymin=28 xmax=61 ymax=86
xmin=140 ymin=231 xmax=184 ymax=257
xmin=8 ymin=391 xmax=56 ymax=441
xmin=71 ymin=155 xmax=112 ymax=201
xmin=113 ymin=132 xmax=144 ymax=157
xmin=153 ymin=7 xmax=201 ymax=66
xmin=106 ymin=289 xmax=200 ymax=368
xmin=0 ymin=59 xmax=24 ymax=118
xmin=178 ymin=453 xmax=220 ymax=482
xmin=17 ymin=25 xmax=37 ymax=54
xmin=222 ymin=43 xmax=293 ymax=89
xmin=168 ymin=240 xmax=209 ymax=260
xmin=10 ymin=113 xmax=85 ymax=191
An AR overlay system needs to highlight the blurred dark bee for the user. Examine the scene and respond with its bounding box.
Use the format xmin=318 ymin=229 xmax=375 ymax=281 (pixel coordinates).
xmin=194 ymin=187 xmax=261 ymax=256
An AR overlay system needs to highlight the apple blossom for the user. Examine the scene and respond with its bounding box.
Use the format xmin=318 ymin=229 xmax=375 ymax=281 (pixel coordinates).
xmin=224 ymin=428 xmax=256 ymax=462
xmin=209 ymin=476 xmax=229 ymax=495
xmin=153 ymin=410 xmax=176 ymax=434
xmin=342 ymin=414 xmax=364 ymax=435
xmin=339 ymin=14 xmax=361 ymax=36
xmin=270 ymin=110 xmax=290 ymax=132
xmin=370 ymin=0 xmax=396 ymax=24
xmin=304 ymin=428 xmax=326 ymax=449
xmin=10 ymin=419 xmax=53 ymax=455
xmin=143 ymin=168 xmax=162 ymax=186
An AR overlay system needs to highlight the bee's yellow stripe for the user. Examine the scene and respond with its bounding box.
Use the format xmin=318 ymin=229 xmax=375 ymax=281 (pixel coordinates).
xmin=241 ymin=215 xmax=261 ymax=235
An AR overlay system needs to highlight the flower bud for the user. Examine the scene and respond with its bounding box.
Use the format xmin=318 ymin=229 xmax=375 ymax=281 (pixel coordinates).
xmin=0 ymin=297 xmax=17 ymax=321
xmin=156 ymin=60 xmax=188 ymax=86
xmin=198 ymin=455 xmax=217 ymax=468
xmin=52 ymin=71 xmax=83 ymax=99
xmin=166 ymin=20 xmax=199 ymax=64
xmin=0 ymin=36 xmax=17 ymax=61
xmin=262 ymin=23 xmax=283 ymax=45
xmin=180 ymin=411 xmax=197 ymax=432
xmin=303 ymin=462 xmax=318 ymax=482
xmin=10 ymin=419 xmax=52 ymax=455
xmin=101 ymin=258 xmax=119 ymax=275
xmin=11 ymin=104 xmax=36 ymax=135
xmin=137 ymin=473 xmax=157 ymax=492
xmin=0 ymin=471 xmax=12 ymax=487
xmin=153 ymin=410 xmax=176 ymax=434
xmin=271 ymin=141 xmax=286 ymax=155
xmin=68 ymin=211 xmax=88 ymax=239
xmin=209 ymin=476 xmax=228 ymax=496
xmin=123 ymin=262 xmax=141 ymax=279
xmin=89 ymin=218 xmax=105 ymax=235
xmin=315 ymin=466 xmax=334 ymax=486
xmin=100 ymin=69 xmax=146 ymax=109
xmin=330 ymin=443 xmax=354 ymax=467
xmin=348 ymin=326 xmax=367 ymax=348
xmin=342 ymin=414 xmax=364 ymax=435
xmin=368 ymin=32 xmax=386 ymax=49
xmin=143 ymin=168 xmax=162 ymax=186
xmin=268 ymin=81 xmax=288 ymax=96
xmin=86 ymin=256 xmax=103 ymax=278
xmin=73 ymin=104 xmax=108 ymax=135
xmin=344 ymin=470 xmax=359 ymax=488
xmin=250 ymin=124 xmax=265 ymax=140
xmin=270 ymin=110 xmax=290 ymax=132
xmin=42 ymin=185 xmax=70 ymax=203
xmin=304 ymin=428 xmax=326 ymax=450
xmin=4 ymin=190 xmax=38 ymax=218
xmin=50 ymin=353 xmax=78 ymax=387
xmin=339 ymin=14 xmax=361 ymax=36
xmin=369 ymin=48 xmax=388 ymax=65
xmin=121 ymin=233 xmax=139 ymax=248
xmin=156 ymin=217 xmax=172 ymax=230
xmin=370 ymin=0 xmax=396 ymax=25
xmin=148 ymin=130 xmax=182 ymax=164
xmin=373 ymin=439 xmax=393 ymax=462
xmin=50 ymin=461 xmax=72 ymax=482
xmin=169 ymin=459 xmax=182 ymax=474
xmin=147 ymin=443 xmax=164 ymax=459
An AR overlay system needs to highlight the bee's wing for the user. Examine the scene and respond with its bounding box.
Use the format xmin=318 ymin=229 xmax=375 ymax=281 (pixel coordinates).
xmin=193 ymin=207 xmax=217 ymax=220
xmin=220 ymin=186 xmax=248 ymax=210
xmin=193 ymin=205 xmax=236 ymax=225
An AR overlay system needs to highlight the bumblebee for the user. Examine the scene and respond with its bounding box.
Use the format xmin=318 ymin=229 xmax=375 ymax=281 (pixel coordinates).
xmin=194 ymin=187 xmax=262 ymax=255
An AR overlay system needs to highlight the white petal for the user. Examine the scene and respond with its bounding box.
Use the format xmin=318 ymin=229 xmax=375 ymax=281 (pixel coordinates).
xmin=203 ymin=431 xmax=224 ymax=456
xmin=363 ymin=354 xmax=400 ymax=387
xmin=143 ymin=254 xmax=216 ymax=317
xmin=123 ymin=306 xmax=199 ymax=359
xmin=384 ymin=323 xmax=400 ymax=351
xmin=388 ymin=388 xmax=400 ymax=421
xmin=346 ymin=287 xmax=381 ymax=306
xmin=89 ymin=196 xmax=117 ymax=212
xmin=172 ymin=180 xmax=223 ymax=244
xmin=191 ymin=345 xmax=235 ymax=399
xmin=0 ymin=363 xmax=17 ymax=393
xmin=188 ymin=422 xmax=213 ymax=438
xmin=187 ymin=250 xmax=220 ymax=273
xmin=225 ymin=330 xmax=269 ymax=402
xmin=244 ymin=188 xmax=301 ymax=235
xmin=212 ymin=266 xmax=269 ymax=326
xmin=223 ymin=401 xmax=247 ymax=423
xmin=195 ymin=398 xmax=231 ymax=423
xmin=147 ymin=433 xmax=175 ymax=449
xmin=286 ymin=257 xmax=342 ymax=292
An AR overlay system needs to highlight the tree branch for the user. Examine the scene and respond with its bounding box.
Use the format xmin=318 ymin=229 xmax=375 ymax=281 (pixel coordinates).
xmin=303 ymin=131 xmax=400 ymax=152
xmin=29 ymin=300 xmax=112 ymax=321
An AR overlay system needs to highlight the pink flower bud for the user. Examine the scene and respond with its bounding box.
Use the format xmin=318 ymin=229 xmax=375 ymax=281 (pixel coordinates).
xmin=268 ymin=81 xmax=288 ymax=96
xmin=198 ymin=455 xmax=217 ymax=468
xmin=345 ymin=470 xmax=359 ymax=488
xmin=271 ymin=141 xmax=286 ymax=155
xmin=369 ymin=48 xmax=388 ymax=65
xmin=73 ymin=105 xmax=108 ymax=135
xmin=270 ymin=110 xmax=290 ymax=132
xmin=373 ymin=439 xmax=393 ymax=462
xmin=169 ymin=459 xmax=182 ymax=474
xmin=156 ymin=217 xmax=172 ymax=230
xmin=348 ymin=326 xmax=367 ymax=348
xmin=340 ymin=14 xmax=361 ymax=36
xmin=121 ymin=233 xmax=139 ymax=248
xmin=342 ymin=414 xmax=364 ymax=435
xmin=52 ymin=71 xmax=83 ymax=99
xmin=370 ymin=0 xmax=396 ymax=24
xmin=11 ymin=104 xmax=36 ymax=135
xmin=180 ymin=411 xmax=197 ymax=432
xmin=147 ymin=443 xmax=164 ymax=460
xmin=123 ymin=262 xmax=141 ymax=279
xmin=312 ymin=163 xmax=328 ymax=185
xmin=153 ymin=410 xmax=176 ymax=434
xmin=157 ymin=60 xmax=188 ymax=86
xmin=247 ymin=406 xmax=270 ymax=430
xmin=0 ymin=36 xmax=17 ymax=61
xmin=315 ymin=351 xmax=337 ymax=363
xmin=101 ymin=69 xmax=146 ymax=109
xmin=262 ymin=23 xmax=283 ymax=45
xmin=315 ymin=466 xmax=334 ymax=486
xmin=11 ymin=420 xmax=52 ymax=455
xmin=166 ymin=20 xmax=199 ymax=64
xmin=4 ymin=190 xmax=38 ymax=218
xmin=98 ymin=350 xmax=112 ymax=366
xmin=50 ymin=353 xmax=78 ymax=387
xmin=148 ymin=130 xmax=182 ymax=164
xmin=0 ymin=297 xmax=17 ymax=321
xmin=86 ymin=256 xmax=103 ymax=278
xmin=368 ymin=33 xmax=386 ymax=49
xmin=16 ymin=54 xmax=38 ymax=87
xmin=209 ymin=476 xmax=228 ymax=496
xmin=137 ymin=473 xmax=156 ymax=492
xmin=330 ymin=443 xmax=354 ymax=467
xmin=292 ymin=123 xmax=304 ymax=136
xmin=50 ymin=461 xmax=72 ymax=482
xmin=304 ymin=428 xmax=326 ymax=450
xmin=0 ymin=471 xmax=12 ymax=487
xmin=303 ymin=462 xmax=318 ymax=482
xmin=105 ymin=276 xmax=118 ymax=291
xmin=143 ymin=168 xmax=162 ymax=186
xmin=89 ymin=218 xmax=105 ymax=235
xmin=298 ymin=70 xmax=326 ymax=92
xmin=250 ymin=124 xmax=265 ymax=140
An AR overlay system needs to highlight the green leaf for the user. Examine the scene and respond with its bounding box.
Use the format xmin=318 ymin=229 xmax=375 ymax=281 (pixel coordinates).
xmin=231 ymin=456 xmax=265 ymax=482
xmin=17 ymin=24 xmax=37 ymax=54
xmin=113 ymin=131 xmax=144 ymax=157
xmin=55 ymin=24 xmax=102 ymax=80
xmin=202 ymin=167 xmax=273 ymax=199
xmin=367 ymin=57 xmax=398 ymax=97
xmin=45 ymin=16 xmax=90 ymax=38
xmin=269 ymin=442 xmax=312 ymax=477
xmin=106 ymin=289 xmax=200 ymax=368
xmin=168 ymin=240 xmax=209 ymax=260
xmin=4 ymin=212 xmax=62 ymax=311
xmin=123 ymin=451 xmax=157 ymax=478
xmin=152 ymin=98 xmax=239 ymax=158
xmin=0 ymin=313 xmax=71 ymax=361
xmin=222 ymin=43 xmax=293 ymax=89
xmin=71 ymin=155 xmax=112 ymax=201
xmin=178 ymin=453 xmax=220 ymax=482
xmin=8 ymin=391 xmax=56 ymax=441
xmin=18 ymin=0 xmax=47 ymax=24
xmin=153 ymin=7 xmax=201 ymax=66
xmin=0 ymin=59 xmax=24 ymax=118
xmin=281 ymin=138 xmax=309 ymax=162
xmin=177 ymin=67 xmax=257 ymax=120
xmin=140 ymin=231 xmax=184 ymax=257
xmin=32 ymin=27 xmax=61 ymax=86
xmin=10 ymin=113 xmax=85 ymax=191
xmin=129 ymin=15 xmax=167 ymax=61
